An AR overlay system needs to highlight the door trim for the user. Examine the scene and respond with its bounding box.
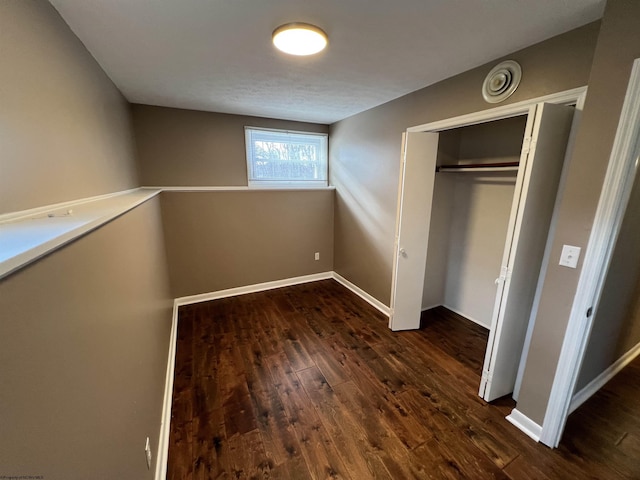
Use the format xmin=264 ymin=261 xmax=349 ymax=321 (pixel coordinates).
xmin=394 ymin=86 xmax=587 ymax=444
xmin=407 ymin=87 xmax=587 ymax=134
xmin=541 ymin=58 xmax=640 ymax=448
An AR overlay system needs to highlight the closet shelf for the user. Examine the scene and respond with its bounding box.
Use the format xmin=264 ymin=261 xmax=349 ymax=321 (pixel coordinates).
xmin=436 ymin=162 xmax=519 ymax=173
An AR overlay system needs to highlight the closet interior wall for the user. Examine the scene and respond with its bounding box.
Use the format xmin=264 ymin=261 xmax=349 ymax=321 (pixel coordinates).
xmin=421 ymin=116 xmax=528 ymax=328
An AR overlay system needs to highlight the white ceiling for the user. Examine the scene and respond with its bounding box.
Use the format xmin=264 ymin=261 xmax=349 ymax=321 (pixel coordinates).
xmin=49 ymin=0 xmax=606 ymax=124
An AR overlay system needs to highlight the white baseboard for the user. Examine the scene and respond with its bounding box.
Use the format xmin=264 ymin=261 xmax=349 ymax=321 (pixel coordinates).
xmin=569 ymin=340 xmax=640 ymax=414
xmin=155 ymin=302 xmax=180 ymax=480
xmin=440 ymin=304 xmax=490 ymax=330
xmin=421 ymin=303 xmax=442 ymax=312
xmin=506 ymin=408 xmax=542 ymax=442
xmin=331 ymin=272 xmax=391 ymax=316
xmin=174 ymin=272 xmax=333 ymax=306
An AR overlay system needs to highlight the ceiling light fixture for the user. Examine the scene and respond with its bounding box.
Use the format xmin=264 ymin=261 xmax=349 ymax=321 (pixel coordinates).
xmin=272 ymin=23 xmax=327 ymax=56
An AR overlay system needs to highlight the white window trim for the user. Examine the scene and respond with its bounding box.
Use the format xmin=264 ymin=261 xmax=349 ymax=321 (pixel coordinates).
xmin=245 ymin=126 xmax=328 ymax=188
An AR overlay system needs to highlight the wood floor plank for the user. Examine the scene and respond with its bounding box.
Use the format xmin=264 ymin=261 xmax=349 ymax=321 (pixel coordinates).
xmin=167 ymin=419 xmax=193 ymax=480
xmin=192 ymin=408 xmax=227 ymax=480
xmin=238 ymin=343 xmax=311 ymax=478
xmin=265 ymin=352 xmax=351 ymax=480
xmin=297 ymin=367 xmax=393 ymax=480
xmin=226 ymin=429 xmax=272 ymax=479
xmin=311 ymin=347 xmax=350 ymax=388
xmin=332 ymin=380 xmax=432 ymax=479
xmin=168 ymin=279 xmax=640 ymax=480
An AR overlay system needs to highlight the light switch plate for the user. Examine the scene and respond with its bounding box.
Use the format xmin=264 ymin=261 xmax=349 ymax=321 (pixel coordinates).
xmin=559 ymin=245 xmax=581 ymax=269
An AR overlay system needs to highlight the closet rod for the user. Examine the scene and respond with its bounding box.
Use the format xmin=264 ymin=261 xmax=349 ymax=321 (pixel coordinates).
xmin=436 ymin=161 xmax=519 ymax=173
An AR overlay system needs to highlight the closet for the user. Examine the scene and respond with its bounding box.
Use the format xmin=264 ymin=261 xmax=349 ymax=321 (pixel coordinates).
xmin=390 ymin=102 xmax=575 ymax=402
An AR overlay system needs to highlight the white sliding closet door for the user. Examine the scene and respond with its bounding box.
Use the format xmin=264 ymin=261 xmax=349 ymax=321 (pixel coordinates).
xmin=480 ymin=103 xmax=575 ymax=401
xmin=389 ymin=131 xmax=440 ymax=331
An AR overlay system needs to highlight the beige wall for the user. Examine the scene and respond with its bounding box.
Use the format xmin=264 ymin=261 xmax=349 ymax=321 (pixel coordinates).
xmin=132 ymin=105 xmax=329 ymax=186
xmin=0 ymin=198 xmax=172 ymax=479
xmin=160 ymin=190 xmax=334 ymax=298
xmin=330 ymin=22 xmax=600 ymax=305
xmin=444 ymin=176 xmax=517 ymax=327
xmin=517 ymin=0 xmax=640 ymax=425
xmin=0 ymin=0 xmax=138 ymax=214
xmin=577 ymin=173 xmax=640 ymax=390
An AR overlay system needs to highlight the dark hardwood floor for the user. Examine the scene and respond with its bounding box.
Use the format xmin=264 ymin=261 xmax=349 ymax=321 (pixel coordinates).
xmin=167 ymin=279 xmax=639 ymax=479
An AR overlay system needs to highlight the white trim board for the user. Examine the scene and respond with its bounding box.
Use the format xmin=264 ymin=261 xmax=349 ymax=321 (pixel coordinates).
xmin=332 ymin=272 xmax=391 ymax=316
xmin=441 ymin=304 xmax=491 ymax=330
xmin=506 ymin=409 xmax=542 ymax=442
xmin=0 ymin=188 xmax=161 ymax=280
xmin=541 ymin=58 xmax=640 ymax=448
xmin=421 ymin=304 xmax=443 ymax=312
xmin=143 ymin=186 xmax=336 ymax=192
xmin=154 ymin=302 xmax=180 ymax=480
xmin=174 ymin=271 xmax=391 ymax=315
xmin=570 ymin=341 xmax=640 ymax=414
xmin=0 ymin=187 xmax=142 ymax=223
xmin=174 ymin=272 xmax=333 ymax=306
xmin=421 ymin=304 xmax=491 ymax=330
xmin=407 ymin=87 xmax=587 ymax=133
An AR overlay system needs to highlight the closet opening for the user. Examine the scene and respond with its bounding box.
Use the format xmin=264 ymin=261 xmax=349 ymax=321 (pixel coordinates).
xmin=421 ymin=115 xmax=527 ymax=334
xmin=391 ymin=99 xmax=578 ymax=405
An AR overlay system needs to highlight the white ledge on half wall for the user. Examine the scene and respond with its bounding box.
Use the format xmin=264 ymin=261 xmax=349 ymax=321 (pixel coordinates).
xmin=0 ymin=188 xmax=161 ymax=280
xmin=141 ymin=185 xmax=336 ymax=192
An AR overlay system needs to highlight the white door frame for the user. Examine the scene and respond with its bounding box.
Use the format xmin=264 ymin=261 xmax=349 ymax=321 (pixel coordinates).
xmin=395 ymin=86 xmax=587 ymax=443
xmin=540 ymin=58 xmax=640 ymax=447
xmin=406 ymin=87 xmax=586 ymax=134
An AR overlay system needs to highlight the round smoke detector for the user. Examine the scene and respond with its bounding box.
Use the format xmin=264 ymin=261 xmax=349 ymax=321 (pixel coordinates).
xmin=482 ymin=60 xmax=522 ymax=103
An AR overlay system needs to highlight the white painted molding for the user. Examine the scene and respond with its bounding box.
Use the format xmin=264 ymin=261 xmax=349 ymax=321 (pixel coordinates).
xmin=421 ymin=304 xmax=443 ymax=312
xmin=506 ymin=409 xmax=542 ymax=442
xmin=174 ymin=272 xmax=334 ymax=306
xmin=570 ymin=340 xmax=640 ymax=414
xmin=175 ymin=271 xmax=391 ymax=317
xmin=154 ymin=302 xmax=179 ymax=480
xmin=0 ymin=188 xmax=161 ymax=280
xmin=0 ymin=187 xmax=142 ymax=223
xmin=407 ymin=86 xmax=587 ymax=133
xmin=332 ymin=272 xmax=391 ymax=316
xmin=541 ymin=59 xmax=640 ymax=447
xmin=421 ymin=304 xmax=490 ymax=330
xmin=142 ymin=186 xmax=335 ymax=192
xmin=441 ymin=304 xmax=490 ymax=330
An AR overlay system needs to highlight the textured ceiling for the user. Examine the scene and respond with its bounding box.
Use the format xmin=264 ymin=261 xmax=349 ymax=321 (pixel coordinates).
xmin=49 ymin=0 xmax=605 ymax=124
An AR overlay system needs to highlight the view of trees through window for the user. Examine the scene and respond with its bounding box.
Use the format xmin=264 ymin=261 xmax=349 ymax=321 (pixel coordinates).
xmin=253 ymin=140 xmax=320 ymax=179
xmin=245 ymin=128 xmax=328 ymax=185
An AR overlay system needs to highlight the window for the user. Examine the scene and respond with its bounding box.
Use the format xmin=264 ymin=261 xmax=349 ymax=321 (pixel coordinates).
xmin=245 ymin=127 xmax=328 ymax=187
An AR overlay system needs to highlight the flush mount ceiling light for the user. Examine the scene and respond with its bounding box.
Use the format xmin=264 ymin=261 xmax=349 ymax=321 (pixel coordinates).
xmin=272 ymin=23 xmax=327 ymax=56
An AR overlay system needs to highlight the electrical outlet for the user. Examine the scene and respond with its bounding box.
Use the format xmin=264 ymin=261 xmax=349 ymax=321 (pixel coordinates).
xmin=314 ymin=252 xmax=320 ymax=261
xmin=145 ymin=437 xmax=152 ymax=470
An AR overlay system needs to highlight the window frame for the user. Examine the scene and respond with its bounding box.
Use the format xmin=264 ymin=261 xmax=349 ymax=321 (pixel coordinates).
xmin=244 ymin=126 xmax=329 ymax=188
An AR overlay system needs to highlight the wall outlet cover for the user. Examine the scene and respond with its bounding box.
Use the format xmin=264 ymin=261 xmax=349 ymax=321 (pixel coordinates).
xmin=559 ymin=245 xmax=581 ymax=269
